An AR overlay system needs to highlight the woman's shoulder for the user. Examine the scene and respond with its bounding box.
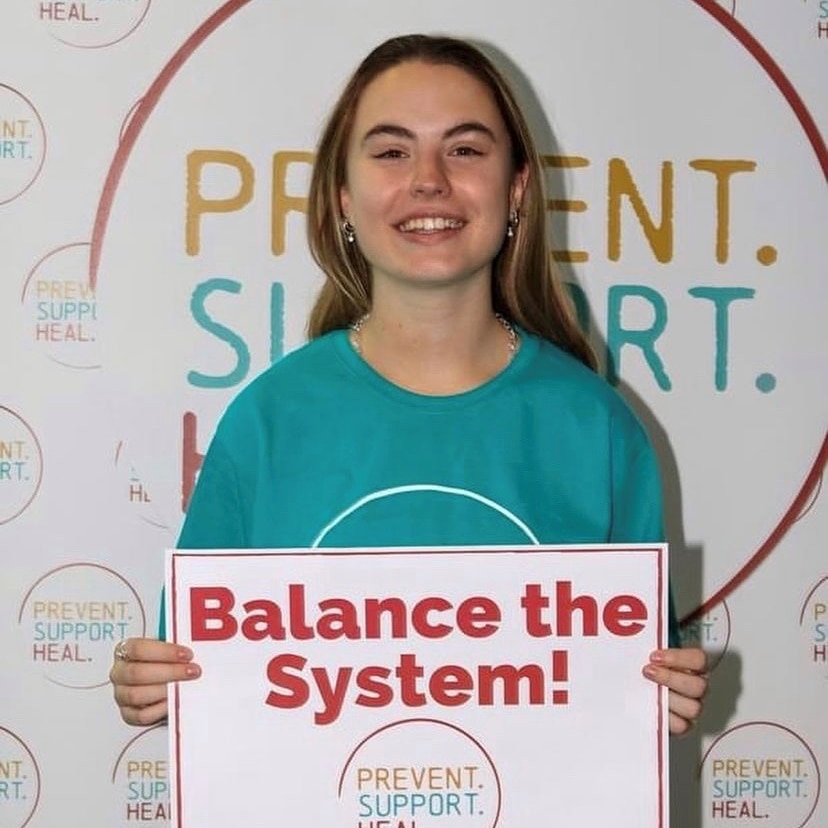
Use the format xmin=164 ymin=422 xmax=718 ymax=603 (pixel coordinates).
xmin=216 ymin=330 xmax=347 ymax=427
xmin=524 ymin=334 xmax=651 ymax=439
xmin=525 ymin=335 xmax=622 ymax=400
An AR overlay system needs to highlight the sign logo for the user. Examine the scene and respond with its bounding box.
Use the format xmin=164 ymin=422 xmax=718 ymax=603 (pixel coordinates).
xmin=338 ymin=719 xmax=501 ymax=827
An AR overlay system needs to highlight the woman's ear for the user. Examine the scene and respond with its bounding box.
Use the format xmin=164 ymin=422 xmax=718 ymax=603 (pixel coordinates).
xmin=510 ymin=164 xmax=529 ymax=213
xmin=340 ymin=186 xmax=351 ymax=221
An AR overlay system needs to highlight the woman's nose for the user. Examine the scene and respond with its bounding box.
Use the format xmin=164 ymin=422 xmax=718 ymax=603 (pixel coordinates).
xmin=410 ymin=152 xmax=450 ymax=197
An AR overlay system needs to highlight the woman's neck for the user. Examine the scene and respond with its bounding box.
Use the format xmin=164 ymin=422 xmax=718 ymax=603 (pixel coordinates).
xmin=350 ymin=290 xmax=518 ymax=395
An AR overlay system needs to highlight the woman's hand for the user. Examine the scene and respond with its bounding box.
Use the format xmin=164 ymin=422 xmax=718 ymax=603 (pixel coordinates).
xmin=109 ymin=638 xmax=201 ymax=726
xmin=643 ymin=647 xmax=707 ymax=735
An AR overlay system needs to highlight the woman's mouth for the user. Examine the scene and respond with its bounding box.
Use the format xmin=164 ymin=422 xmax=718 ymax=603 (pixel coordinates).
xmin=397 ymin=216 xmax=465 ymax=233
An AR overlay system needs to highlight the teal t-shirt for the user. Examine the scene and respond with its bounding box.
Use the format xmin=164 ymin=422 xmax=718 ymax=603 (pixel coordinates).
xmin=174 ymin=329 xmax=678 ymax=643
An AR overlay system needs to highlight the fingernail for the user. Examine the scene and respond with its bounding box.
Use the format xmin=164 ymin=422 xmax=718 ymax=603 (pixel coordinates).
xmin=177 ymin=647 xmax=194 ymax=661
xmin=650 ymin=650 xmax=666 ymax=663
xmin=185 ymin=664 xmax=201 ymax=678
xmin=643 ymin=665 xmax=658 ymax=679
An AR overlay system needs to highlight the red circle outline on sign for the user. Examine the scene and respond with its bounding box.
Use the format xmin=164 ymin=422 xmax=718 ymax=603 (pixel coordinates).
xmin=337 ymin=717 xmax=503 ymax=827
xmin=87 ymin=0 xmax=828 ymax=618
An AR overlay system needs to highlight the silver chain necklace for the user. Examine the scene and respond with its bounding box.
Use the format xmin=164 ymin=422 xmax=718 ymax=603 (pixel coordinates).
xmin=349 ymin=313 xmax=518 ymax=357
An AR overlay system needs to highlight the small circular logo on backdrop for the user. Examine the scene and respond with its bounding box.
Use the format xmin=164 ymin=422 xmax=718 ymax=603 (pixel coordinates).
xmin=35 ymin=0 xmax=152 ymax=49
xmin=806 ymin=0 xmax=828 ymax=40
xmin=0 ymin=407 xmax=43 ymax=526
xmin=111 ymin=725 xmax=169 ymax=824
xmin=0 ymin=84 xmax=46 ymax=205
xmin=20 ymin=243 xmax=100 ymax=369
xmin=338 ymin=719 xmax=501 ymax=827
xmin=114 ymin=440 xmax=170 ymax=530
xmin=17 ymin=563 xmax=145 ymax=689
xmin=700 ymin=721 xmax=821 ymax=826
xmin=799 ymin=576 xmax=828 ymax=672
xmin=680 ymin=600 xmax=731 ymax=671
xmin=0 ymin=726 xmax=41 ymax=827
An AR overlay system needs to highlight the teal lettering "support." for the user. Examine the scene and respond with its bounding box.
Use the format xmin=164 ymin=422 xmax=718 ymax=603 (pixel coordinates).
xmin=188 ymin=278 xmax=250 ymax=389
xmin=607 ymin=285 xmax=670 ymax=389
xmin=688 ymin=286 xmax=754 ymax=391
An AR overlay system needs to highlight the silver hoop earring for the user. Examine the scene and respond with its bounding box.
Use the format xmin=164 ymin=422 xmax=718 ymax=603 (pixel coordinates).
xmin=506 ymin=210 xmax=519 ymax=238
xmin=342 ymin=219 xmax=356 ymax=244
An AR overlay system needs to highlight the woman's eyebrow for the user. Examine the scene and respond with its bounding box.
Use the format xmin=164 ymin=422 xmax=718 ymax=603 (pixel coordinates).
xmin=362 ymin=124 xmax=415 ymax=144
xmin=443 ymin=121 xmax=497 ymax=142
xmin=361 ymin=121 xmax=497 ymax=145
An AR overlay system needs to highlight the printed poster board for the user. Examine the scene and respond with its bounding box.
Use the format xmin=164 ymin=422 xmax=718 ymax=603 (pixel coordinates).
xmin=166 ymin=544 xmax=668 ymax=827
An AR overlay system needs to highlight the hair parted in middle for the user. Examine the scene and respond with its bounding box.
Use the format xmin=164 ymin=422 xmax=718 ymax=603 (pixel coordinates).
xmin=306 ymin=33 xmax=596 ymax=371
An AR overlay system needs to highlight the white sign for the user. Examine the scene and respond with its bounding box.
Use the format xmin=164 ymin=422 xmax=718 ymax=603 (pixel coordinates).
xmin=166 ymin=544 xmax=668 ymax=827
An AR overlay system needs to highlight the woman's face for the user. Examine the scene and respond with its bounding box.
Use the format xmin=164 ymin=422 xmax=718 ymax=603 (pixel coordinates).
xmin=340 ymin=60 xmax=526 ymax=295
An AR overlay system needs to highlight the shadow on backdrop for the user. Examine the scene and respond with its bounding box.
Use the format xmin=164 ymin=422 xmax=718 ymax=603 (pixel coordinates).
xmin=478 ymin=39 xmax=744 ymax=828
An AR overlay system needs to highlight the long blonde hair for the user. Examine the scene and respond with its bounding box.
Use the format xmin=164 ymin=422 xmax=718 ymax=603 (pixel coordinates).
xmin=306 ymin=34 xmax=596 ymax=370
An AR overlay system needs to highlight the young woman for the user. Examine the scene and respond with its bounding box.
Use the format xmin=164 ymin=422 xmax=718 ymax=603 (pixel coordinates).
xmin=111 ymin=34 xmax=706 ymax=734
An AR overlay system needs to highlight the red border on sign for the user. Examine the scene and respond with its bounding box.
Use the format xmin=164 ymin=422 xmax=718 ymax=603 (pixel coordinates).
xmin=168 ymin=545 xmax=667 ymax=828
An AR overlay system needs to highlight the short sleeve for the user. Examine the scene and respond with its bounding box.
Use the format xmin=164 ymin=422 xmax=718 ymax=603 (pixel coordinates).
xmin=159 ymin=431 xmax=248 ymax=640
xmin=177 ymin=435 xmax=247 ymax=550
xmin=609 ymin=428 xmax=664 ymax=544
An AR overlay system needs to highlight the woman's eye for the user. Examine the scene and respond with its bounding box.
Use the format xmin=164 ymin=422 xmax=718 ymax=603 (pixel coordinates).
xmin=374 ymin=148 xmax=406 ymax=159
xmin=451 ymin=146 xmax=482 ymax=157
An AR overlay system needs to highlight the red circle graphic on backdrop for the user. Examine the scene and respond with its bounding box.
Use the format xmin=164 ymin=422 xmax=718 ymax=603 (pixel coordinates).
xmin=88 ymin=0 xmax=826 ymax=618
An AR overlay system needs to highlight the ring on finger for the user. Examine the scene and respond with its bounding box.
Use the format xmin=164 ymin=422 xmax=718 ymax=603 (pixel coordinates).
xmin=114 ymin=639 xmax=130 ymax=662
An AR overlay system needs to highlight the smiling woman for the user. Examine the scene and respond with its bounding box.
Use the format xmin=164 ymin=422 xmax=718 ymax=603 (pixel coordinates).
xmin=110 ymin=33 xmax=707 ymax=736
xmin=335 ymin=61 xmax=524 ymax=394
xmin=306 ymin=35 xmax=593 ymax=380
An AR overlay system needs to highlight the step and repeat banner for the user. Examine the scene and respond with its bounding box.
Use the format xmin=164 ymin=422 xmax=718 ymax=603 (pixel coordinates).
xmin=1 ymin=1 xmax=825 ymax=826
